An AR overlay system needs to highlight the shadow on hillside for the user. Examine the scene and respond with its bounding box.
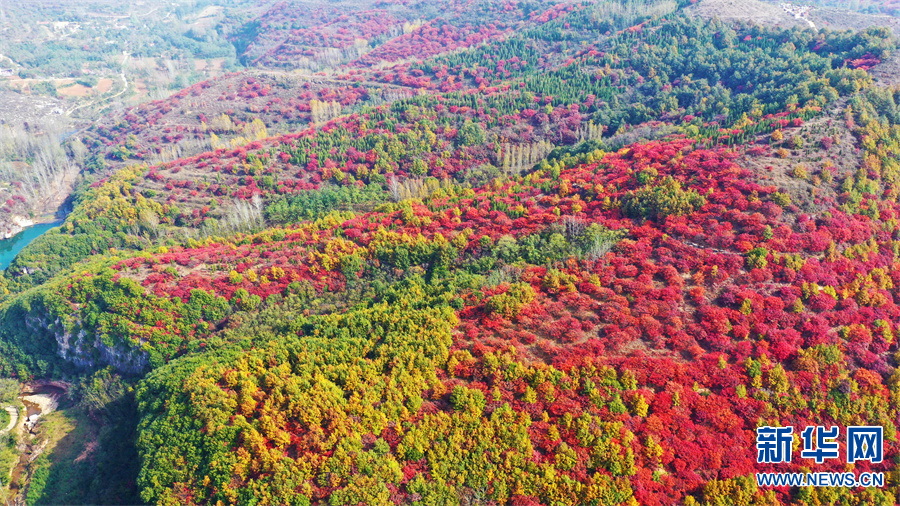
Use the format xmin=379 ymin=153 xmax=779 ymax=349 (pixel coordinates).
xmin=27 ymin=395 xmax=142 ymax=505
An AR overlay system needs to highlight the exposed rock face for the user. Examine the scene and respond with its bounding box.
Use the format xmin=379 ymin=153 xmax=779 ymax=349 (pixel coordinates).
xmin=24 ymin=315 xmax=149 ymax=374
xmin=24 ymin=379 xmax=70 ymax=391
xmin=0 ymin=215 xmax=34 ymax=239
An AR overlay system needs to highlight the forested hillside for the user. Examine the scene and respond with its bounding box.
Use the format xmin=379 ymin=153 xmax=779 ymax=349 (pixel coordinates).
xmin=1 ymin=0 xmax=900 ymax=505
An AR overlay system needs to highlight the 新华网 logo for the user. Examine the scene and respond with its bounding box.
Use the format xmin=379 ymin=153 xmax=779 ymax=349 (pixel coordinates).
xmin=756 ymin=425 xmax=883 ymax=464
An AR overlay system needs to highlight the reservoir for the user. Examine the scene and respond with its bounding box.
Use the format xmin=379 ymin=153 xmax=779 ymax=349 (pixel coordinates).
xmin=0 ymin=221 xmax=61 ymax=270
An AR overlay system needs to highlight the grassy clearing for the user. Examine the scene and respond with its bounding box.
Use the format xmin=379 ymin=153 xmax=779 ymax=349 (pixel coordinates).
xmin=0 ymin=431 xmax=16 ymax=487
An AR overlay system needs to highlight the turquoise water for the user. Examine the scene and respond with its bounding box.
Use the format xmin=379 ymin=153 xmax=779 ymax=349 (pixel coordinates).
xmin=0 ymin=221 xmax=60 ymax=270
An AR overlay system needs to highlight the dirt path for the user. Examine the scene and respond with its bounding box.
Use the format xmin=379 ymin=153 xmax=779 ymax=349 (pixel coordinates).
xmin=1 ymin=406 xmax=17 ymax=434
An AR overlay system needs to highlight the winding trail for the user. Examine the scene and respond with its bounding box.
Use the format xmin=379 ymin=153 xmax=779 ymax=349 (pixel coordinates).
xmin=1 ymin=406 xmax=17 ymax=434
xmin=0 ymin=52 xmax=19 ymax=70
